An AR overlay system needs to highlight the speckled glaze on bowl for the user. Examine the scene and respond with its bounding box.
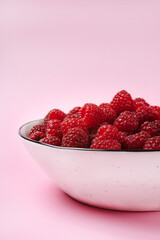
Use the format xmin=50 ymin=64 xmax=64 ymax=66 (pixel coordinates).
xmin=19 ymin=120 xmax=160 ymax=211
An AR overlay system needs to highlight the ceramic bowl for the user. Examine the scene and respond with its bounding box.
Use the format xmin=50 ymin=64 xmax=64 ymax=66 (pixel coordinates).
xmin=19 ymin=120 xmax=160 ymax=211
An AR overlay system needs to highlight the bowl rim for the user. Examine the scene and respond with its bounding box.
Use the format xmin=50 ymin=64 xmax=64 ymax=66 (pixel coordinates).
xmin=18 ymin=119 xmax=160 ymax=152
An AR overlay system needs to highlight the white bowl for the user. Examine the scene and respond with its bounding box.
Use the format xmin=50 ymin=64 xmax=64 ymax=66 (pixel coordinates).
xmin=19 ymin=120 xmax=160 ymax=211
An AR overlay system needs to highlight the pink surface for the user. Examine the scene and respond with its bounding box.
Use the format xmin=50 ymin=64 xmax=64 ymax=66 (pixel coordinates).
xmin=1 ymin=0 xmax=160 ymax=239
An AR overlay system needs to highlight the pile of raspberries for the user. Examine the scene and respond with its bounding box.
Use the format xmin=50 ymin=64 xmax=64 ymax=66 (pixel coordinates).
xmin=29 ymin=90 xmax=160 ymax=150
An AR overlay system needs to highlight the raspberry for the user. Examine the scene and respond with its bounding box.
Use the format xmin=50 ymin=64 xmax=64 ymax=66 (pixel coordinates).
xmin=136 ymin=106 xmax=159 ymax=124
xmin=151 ymin=106 xmax=160 ymax=120
xmin=110 ymin=90 xmax=135 ymax=115
xmin=62 ymin=127 xmax=89 ymax=148
xmin=90 ymin=139 xmax=121 ymax=150
xmin=80 ymin=103 xmax=102 ymax=128
xmin=120 ymin=111 xmax=135 ymax=116
xmin=154 ymin=120 xmax=160 ymax=133
xmin=92 ymin=126 xmax=126 ymax=147
xmin=46 ymin=119 xmax=62 ymax=138
xmin=143 ymin=136 xmax=160 ymax=150
xmin=29 ymin=123 xmax=45 ymax=135
xmin=61 ymin=118 xmax=88 ymax=135
xmin=39 ymin=136 xmax=61 ymax=146
xmin=140 ymin=121 xmax=159 ymax=137
xmin=96 ymin=125 xmax=119 ymax=139
xmin=28 ymin=90 xmax=160 ymax=151
xmin=44 ymin=109 xmax=66 ymax=125
xmin=99 ymin=104 xmax=117 ymax=124
xmin=66 ymin=106 xmax=81 ymax=119
xmin=91 ymin=135 xmax=103 ymax=145
xmin=134 ymin=98 xmax=149 ymax=109
xmin=124 ymin=131 xmax=150 ymax=150
xmin=99 ymin=103 xmax=110 ymax=109
xmin=116 ymin=131 xmax=128 ymax=149
xmin=114 ymin=112 xmax=139 ymax=134
xmin=29 ymin=131 xmax=46 ymax=141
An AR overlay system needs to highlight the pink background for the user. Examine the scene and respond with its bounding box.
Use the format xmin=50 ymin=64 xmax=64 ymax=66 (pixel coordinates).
xmin=1 ymin=0 xmax=160 ymax=239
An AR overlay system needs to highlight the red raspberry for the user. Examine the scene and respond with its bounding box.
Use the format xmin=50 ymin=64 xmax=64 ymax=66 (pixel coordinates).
xmin=134 ymin=98 xmax=149 ymax=109
xmin=154 ymin=120 xmax=160 ymax=133
xmin=46 ymin=119 xmax=62 ymax=138
xmin=143 ymin=136 xmax=160 ymax=150
xmin=96 ymin=125 xmax=119 ymax=139
xmin=99 ymin=103 xmax=110 ymax=109
xmin=140 ymin=121 xmax=159 ymax=137
xmin=114 ymin=112 xmax=139 ymax=134
xmin=124 ymin=131 xmax=150 ymax=150
xmin=151 ymin=106 xmax=160 ymax=120
xmin=91 ymin=139 xmax=121 ymax=150
xmin=91 ymin=135 xmax=104 ymax=145
xmin=29 ymin=123 xmax=45 ymax=135
xmin=61 ymin=118 xmax=88 ymax=135
xmin=110 ymin=90 xmax=135 ymax=115
xmin=136 ymin=106 xmax=159 ymax=124
xmin=120 ymin=111 xmax=135 ymax=116
xmin=39 ymin=136 xmax=61 ymax=146
xmin=99 ymin=104 xmax=117 ymax=124
xmin=116 ymin=131 xmax=128 ymax=149
xmin=66 ymin=106 xmax=81 ymax=119
xmin=80 ymin=103 xmax=102 ymax=128
xmin=92 ymin=127 xmax=126 ymax=147
xmin=62 ymin=127 xmax=89 ymax=148
xmin=44 ymin=109 xmax=66 ymax=125
xmin=29 ymin=131 xmax=46 ymax=141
